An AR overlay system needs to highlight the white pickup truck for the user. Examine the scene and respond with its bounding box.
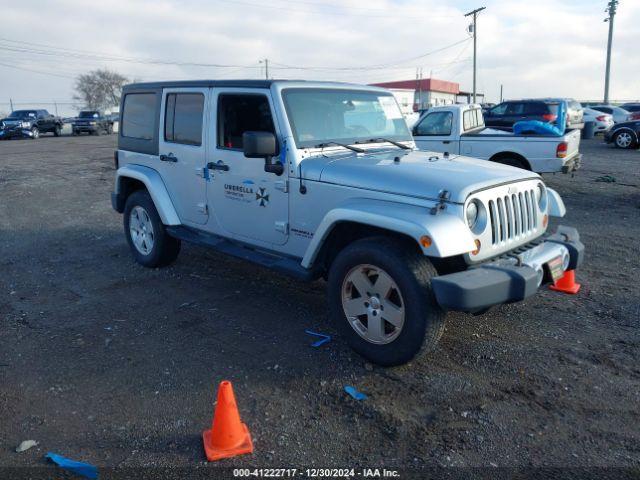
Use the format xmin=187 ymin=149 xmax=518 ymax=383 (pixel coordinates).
xmin=411 ymin=104 xmax=582 ymax=174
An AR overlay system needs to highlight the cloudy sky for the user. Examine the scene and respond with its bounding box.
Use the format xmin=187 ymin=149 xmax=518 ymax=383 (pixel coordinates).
xmin=1 ymin=0 xmax=637 ymax=115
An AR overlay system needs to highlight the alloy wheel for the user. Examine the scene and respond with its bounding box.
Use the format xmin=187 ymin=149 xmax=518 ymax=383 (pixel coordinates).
xmin=341 ymin=264 xmax=405 ymax=345
xmin=129 ymin=206 xmax=155 ymax=255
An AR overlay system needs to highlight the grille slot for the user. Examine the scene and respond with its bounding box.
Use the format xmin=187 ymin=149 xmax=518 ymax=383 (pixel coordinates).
xmin=487 ymin=188 xmax=537 ymax=245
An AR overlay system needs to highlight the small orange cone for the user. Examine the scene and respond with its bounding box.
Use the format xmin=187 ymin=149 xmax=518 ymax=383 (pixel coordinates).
xmin=202 ymin=380 xmax=253 ymax=461
xmin=549 ymin=269 xmax=581 ymax=295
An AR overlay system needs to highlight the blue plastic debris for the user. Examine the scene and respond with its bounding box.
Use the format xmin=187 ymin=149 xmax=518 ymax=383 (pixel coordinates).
xmin=344 ymin=385 xmax=367 ymax=400
xmin=304 ymin=329 xmax=331 ymax=347
xmin=46 ymin=452 xmax=98 ymax=479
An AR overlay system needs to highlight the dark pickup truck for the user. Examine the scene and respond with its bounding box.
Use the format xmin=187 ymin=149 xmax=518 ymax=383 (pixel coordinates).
xmin=72 ymin=110 xmax=114 ymax=135
xmin=0 ymin=109 xmax=64 ymax=139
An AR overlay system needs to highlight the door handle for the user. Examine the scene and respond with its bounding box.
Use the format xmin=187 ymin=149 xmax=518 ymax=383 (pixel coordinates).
xmin=207 ymin=160 xmax=229 ymax=171
xmin=442 ymin=140 xmax=451 ymax=144
xmin=160 ymin=153 xmax=178 ymax=162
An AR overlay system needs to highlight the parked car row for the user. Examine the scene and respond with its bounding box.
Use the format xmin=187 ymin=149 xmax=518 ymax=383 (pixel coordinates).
xmin=0 ymin=109 xmax=117 ymax=139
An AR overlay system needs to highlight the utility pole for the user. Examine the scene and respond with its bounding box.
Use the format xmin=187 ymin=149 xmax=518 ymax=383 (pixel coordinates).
xmin=603 ymin=0 xmax=619 ymax=104
xmin=500 ymin=84 xmax=503 ymax=102
xmin=10 ymin=98 xmax=13 ymax=111
xmin=464 ymin=6 xmax=485 ymax=104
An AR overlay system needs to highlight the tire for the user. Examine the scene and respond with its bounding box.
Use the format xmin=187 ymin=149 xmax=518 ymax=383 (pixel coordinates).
xmin=328 ymin=236 xmax=446 ymax=366
xmin=492 ymin=156 xmax=528 ymax=170
xmin=53 ymin=125 xmax=62 ymax=137
xmin=614 ymin=130 xmax=636 ymax=149
xmin=94 ymin=127 xmax=101 ymax=136
xmin=30 ymin=127 xmax=40 ymax=139
xmin=107 ymin=124 xmax=113 ymax=135
xmin=123 ymin=190 xmax=181 ymax=268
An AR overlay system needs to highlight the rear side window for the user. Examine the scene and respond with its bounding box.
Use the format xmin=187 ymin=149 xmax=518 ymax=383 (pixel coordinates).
xmin=594 ymin=106 xmax=612 ymax=114
xmin=217 ymin=94 xmax=275 ymax=150
xmin=164 ymin=93 xmax=205 ymax=146
xmin=524 ymin=102 xmax=549 ymax=115
xmin=122 ymin=93 xmax=156 ymax=140
xmin=415 ymin=111 xmax=453 ymax=136
xmin=463 ymin=109 xmax=484 ymax=131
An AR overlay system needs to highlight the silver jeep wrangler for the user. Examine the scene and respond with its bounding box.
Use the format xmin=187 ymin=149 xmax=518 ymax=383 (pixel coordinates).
xmin=111 ymin=80 xmax=584 ymax=366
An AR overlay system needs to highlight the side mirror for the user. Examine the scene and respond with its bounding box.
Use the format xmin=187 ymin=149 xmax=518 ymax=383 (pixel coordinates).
xmin=242 ymin=131 xmax=283 ymax=175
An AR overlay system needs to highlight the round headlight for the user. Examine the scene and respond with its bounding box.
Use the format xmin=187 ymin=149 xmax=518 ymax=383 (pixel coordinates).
xmin=466 ymin=201 xmax=479 ymax=228
xmin=535 ymin=183 xmax=547 ymax=209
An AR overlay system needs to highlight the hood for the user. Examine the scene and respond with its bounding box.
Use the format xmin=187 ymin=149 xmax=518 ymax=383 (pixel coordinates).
xmin=301 ymin=149 xmax=538 ymax=203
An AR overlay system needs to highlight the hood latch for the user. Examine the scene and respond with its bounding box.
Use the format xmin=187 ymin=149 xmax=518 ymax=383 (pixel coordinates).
xmin=430 ymin=189 xmax=450 ymax=215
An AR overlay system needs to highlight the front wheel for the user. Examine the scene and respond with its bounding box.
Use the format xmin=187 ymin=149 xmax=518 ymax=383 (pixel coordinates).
xmin=123 ymin=191 xmax=181 ymax=268
xmin=30 ymin=127 xmax=40 ymax=139
xmin=328 ymin=237 xmax=445 ymax=366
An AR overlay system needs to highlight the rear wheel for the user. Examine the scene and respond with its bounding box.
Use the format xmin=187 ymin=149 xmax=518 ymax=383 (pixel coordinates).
xmin=614 ymin=131 xmax=636 ymax=149
xmin=53 ymin=125 xmax=62 ymax=137
xmin=123 ymin=190 xmax=181 ymax=268
xmin=328 ymin=237 xmax=445 ymax=366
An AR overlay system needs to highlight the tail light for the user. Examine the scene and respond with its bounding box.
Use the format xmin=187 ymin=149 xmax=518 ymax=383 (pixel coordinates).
xmin=542 ymin=113 xmax=557 ymax=122
xmin=556 ymin=142 xmax=568 ymax=158
xmin=596 ymin=115 xmax=606 ymax=121
xmin=630 ymin=112 xmax=640 ymax=120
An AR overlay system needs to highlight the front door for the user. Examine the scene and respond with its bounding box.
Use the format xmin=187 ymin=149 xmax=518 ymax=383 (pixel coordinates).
xmin=413 ymin=110 xmax=458 ymax=154
xmin=158 ymin=87 xmax=209 ymax=225
xmin=206 ymin=89 xmax=289 ymax=245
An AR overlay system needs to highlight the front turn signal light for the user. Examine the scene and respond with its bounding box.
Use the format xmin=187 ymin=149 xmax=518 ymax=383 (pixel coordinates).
xmin=419 ymin=235 xmax=432 ymax=248
xmin=471 ymin=239 xmax=481 ymax=255
xmin=542 ymin=214 xmax=548 ymax=228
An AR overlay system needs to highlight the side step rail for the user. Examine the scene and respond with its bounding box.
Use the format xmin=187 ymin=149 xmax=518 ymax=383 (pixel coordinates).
xmin=166 ymin=226 xmax=319 ymax=281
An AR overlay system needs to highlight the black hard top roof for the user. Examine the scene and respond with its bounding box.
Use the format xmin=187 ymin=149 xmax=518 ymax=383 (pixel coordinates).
xmin=123 ymin=79 xmax=291 ymax=91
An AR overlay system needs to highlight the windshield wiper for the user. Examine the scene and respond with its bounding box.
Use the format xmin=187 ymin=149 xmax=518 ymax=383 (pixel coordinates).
xmin=358 ymin=138 xmax=411 ymax=150
xmin=314 ymin=141 xmax=365 ymax=153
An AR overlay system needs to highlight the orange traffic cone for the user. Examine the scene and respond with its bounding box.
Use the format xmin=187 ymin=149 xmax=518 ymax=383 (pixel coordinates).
xmin=202 ymin=380 xmax=254 ymax=461
xmin=549 ymin=269 xmax=581 ymax=295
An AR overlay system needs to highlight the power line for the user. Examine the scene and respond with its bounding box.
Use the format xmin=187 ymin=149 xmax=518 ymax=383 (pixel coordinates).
xmin=269 ymin=38 xmax=471 ymax=71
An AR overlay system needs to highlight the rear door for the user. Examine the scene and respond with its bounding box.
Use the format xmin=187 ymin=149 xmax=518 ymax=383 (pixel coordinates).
xmin=206 ymin=89 xmax=289 ymax=245
xmin=157 ymin=87 xmax=209 ymax=225
xmin=412 ymin=110 xmax=458 ymax=154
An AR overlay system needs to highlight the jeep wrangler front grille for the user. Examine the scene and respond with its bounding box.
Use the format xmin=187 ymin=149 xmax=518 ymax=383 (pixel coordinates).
xmin=488 ymin=189 xmax=537 ymax=245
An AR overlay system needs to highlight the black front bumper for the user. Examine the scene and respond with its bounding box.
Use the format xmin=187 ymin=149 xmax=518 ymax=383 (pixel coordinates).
xmin=431 ymin=226 xmax=584 ymax=312
xmin=73 ymin=124 xmax=98 ymax=133
xmin=0 ymin=126 xmax=32 ymax=139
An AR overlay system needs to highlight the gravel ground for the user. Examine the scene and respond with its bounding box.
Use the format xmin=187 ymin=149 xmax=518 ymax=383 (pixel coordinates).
xmin=0 ymin=135 xmax=638 ymax=478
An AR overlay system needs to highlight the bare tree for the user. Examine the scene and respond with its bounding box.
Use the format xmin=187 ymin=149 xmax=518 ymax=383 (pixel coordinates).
xmin=73 ymin=69 xmax=128 ymax=111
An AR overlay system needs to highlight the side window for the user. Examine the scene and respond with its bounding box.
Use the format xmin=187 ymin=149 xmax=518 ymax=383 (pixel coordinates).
xmin=122 ymin=93 xmax=156 ymax=140
xmin=415 ymin=112 xmax=453 ymax=136
xmin=490 ymin=103 xmax=508 ymax=115
xmin=217 ymin=94 xmax=275 ymax=150
xmin=524 ymin=102 xmax=547 ymax=115
xmin=164 ymin=93 xmax=204 ymax=146
xmin=505 ymin=102 xmax=525 ymax=115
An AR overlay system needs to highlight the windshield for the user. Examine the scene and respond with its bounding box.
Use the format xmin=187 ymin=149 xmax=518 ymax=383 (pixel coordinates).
xmin=9 ymin=110 xmax=37 ymax=119
xmin=79 ymin=111 xmax=99 ymax=118
xmin=282 ymin=88 xmax=412 ymax=148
